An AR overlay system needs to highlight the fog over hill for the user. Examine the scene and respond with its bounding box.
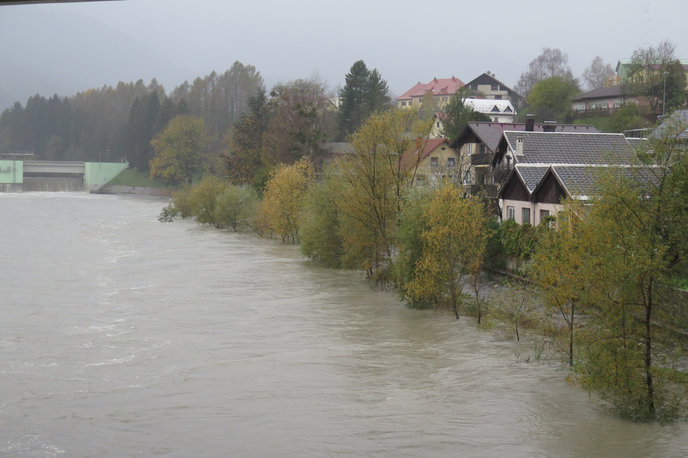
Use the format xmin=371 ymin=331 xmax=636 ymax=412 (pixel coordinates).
xmin=0 ymin=6 xmax=185 ymax=109
xmin=2 ymin=0 xmax=687 ymax=111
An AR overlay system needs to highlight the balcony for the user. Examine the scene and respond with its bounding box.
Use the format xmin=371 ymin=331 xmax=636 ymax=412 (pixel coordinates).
xmin=470 ymin=184 xmax=499 ymax=198
xmin=570 ymin=107 xmax=621 ymax=119
xmin=470 ymin=153 xmax=492 ymax=166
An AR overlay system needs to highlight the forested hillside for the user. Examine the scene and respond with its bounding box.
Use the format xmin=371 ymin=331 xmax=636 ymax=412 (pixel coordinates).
xmin=0 ymin=61 xmax=263 ymax=168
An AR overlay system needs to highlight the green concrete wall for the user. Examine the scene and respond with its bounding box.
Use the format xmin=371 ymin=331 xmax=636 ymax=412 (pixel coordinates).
xmin=0 ymin=160 xmax=23 ymax=184
xmin=84 ymin=162 xmax=128 ymax=192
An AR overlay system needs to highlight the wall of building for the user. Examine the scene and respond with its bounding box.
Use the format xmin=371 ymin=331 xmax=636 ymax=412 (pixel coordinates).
xmin=532 ymin=202 xmax=561 ymax=226
xmin=502 ymin=199 xmax=562 ymax=226
xmin=0 ymin=160 xmax=23 ymax=184
xmin=83 ymin=162 xmax=129 ymax=193
xmin=417 ymin=146 xmax=462 ymax=184
xmin=474 ymin=84 xmax=509 ymax=100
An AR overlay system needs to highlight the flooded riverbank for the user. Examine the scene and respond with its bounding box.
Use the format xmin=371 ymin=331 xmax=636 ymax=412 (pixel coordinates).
xmin=1 ymin=193 xmax=686 ymax=457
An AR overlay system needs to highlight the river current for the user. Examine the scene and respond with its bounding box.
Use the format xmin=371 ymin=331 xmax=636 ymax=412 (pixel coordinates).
xmin=0 ymin=192 xmax=686 ymax=457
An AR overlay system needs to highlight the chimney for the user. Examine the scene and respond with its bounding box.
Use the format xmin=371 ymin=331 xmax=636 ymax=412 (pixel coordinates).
xmin=525 ymin=114 xmax=535 ymax=132
xmin=543 ymin=120 xmax=557 ymax=132
xmin=516 ymin=137 xmax=524 ymax=155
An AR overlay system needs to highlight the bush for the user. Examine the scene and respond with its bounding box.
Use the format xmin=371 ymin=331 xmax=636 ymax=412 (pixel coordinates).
xmin=171 ymin=185 xmax=195 ymax=218
xmin=188 ymin=175 xmax=226 ymax=227
xmin=300 ymin=176 xmax=345 ymax=268
xmin=215 ymin=185 xmax=258 ymax=232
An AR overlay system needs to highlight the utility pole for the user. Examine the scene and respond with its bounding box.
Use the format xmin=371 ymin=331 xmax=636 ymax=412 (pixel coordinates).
xmin=663 ymin=71 xmax=670 ymax=117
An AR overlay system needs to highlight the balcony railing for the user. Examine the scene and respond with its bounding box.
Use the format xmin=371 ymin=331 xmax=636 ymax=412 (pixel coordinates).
xmin=470 ymin=153 xmax=492 ymax=166
xmin=470 ymin=184 xmax=499 ymax=198
xmin=570 ymin=107 xmax=621 ymax=119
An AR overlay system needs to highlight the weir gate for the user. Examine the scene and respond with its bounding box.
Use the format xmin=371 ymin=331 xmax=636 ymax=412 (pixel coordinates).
xmin=0 ymin=159 xmax=129 ymax=193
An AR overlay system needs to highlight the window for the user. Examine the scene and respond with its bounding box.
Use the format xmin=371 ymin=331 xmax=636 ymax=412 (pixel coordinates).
xmin=430 ymin=157 xmax=439 ymax=167
xmin=540 ymin=209 xmax=550 ymax=226
xmin=466 ymin=143 xmax=473 ymax=155
xmin=522 ymin=208 xmax=531 ymax=225
xmin=491 ymin=85 xmax=499 ymax=91
xmin=495 ymin=95 xmax=503 ymax=100
xmin=447 ymin=157 xmax=456 ymax=167
xmin=507 ymin=206 xmax=515 ymax=221
xmin=401 ymin=101 xmax=406 ymax=106
xmin=442 ymin=97 xmax=448 ymax=101
xmin=479 ymin=144 xmax=486 ymax=154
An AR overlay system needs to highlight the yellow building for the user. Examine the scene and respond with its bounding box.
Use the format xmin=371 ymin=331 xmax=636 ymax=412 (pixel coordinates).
xmin=401 ymin=138 xmax=467 ymax=186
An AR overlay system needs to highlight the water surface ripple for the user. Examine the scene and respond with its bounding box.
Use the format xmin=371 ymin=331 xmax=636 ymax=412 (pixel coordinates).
xmin=0 ymin=193 xmax=686 ymax=457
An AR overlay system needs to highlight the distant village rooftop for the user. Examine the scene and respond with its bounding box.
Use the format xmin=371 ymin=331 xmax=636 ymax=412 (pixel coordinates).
xmin=395 ymin=77 xmax=465 ymax=101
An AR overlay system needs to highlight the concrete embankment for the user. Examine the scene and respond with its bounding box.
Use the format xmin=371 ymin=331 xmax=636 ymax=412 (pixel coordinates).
xmin=97 ymin=185 xmax=175 ymax=197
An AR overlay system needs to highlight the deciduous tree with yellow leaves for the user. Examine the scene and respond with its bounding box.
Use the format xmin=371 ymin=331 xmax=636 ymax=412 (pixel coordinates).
xmin=259 ymin=158 xmax=315 ymax=243
xmin=407 ymin=184 xmax=487 ymax=319
xmin=335 ymin=109 xmax=432 ymax=285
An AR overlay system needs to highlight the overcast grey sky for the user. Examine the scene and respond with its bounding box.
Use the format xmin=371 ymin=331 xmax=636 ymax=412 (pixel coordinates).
xmin=0 ymin=0 xmax=686 ymax=109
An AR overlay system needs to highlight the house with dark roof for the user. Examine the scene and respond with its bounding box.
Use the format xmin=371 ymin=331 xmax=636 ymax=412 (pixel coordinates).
xmin=463 ymin=72 xmax=523 ymax=105
xmin=449 ymin=119 xmax=600 ymax=198
xmin=396 ymin=77 xmax=465 ymax=110
xmin=571 ymin=85 xmax=642 ymax=117
xmin=652 ymin=109 xmax=688 ymax=140
xmin=495 ymin=131 xmax=641 ymax=225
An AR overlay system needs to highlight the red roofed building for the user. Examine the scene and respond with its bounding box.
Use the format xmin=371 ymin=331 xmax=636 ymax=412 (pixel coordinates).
xmin=396 ymin=77 xmax=465 ymax=110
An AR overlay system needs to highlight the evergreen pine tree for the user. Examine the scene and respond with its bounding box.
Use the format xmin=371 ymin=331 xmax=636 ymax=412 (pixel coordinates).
xmin=338 ymin=60 xmax=390 ymax=140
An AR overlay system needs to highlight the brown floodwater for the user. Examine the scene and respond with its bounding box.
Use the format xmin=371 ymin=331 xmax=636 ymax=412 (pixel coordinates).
xmin=0 ymin=192 xmax=686 ymax=457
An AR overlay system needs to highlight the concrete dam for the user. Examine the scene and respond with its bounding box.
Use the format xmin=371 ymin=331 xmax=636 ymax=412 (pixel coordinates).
xmin=0 ymin=160 xmax=128 ymax=193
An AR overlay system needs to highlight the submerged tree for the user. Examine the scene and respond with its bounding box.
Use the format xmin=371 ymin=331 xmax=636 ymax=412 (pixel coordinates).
xmin=532 ymin=207 xmax=584 ymax=367
xmin=407 ymin=184 xmax=487 ymax=319
xmin=559 ymin=117 xmax=688 ymax=421
xmin=259 ymin=158 xmax=315 ymax=243
xmin=335 ymin=109 xmax=432 ymax=284
xmin=299 ymin=167 xmax=346 ymax=268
